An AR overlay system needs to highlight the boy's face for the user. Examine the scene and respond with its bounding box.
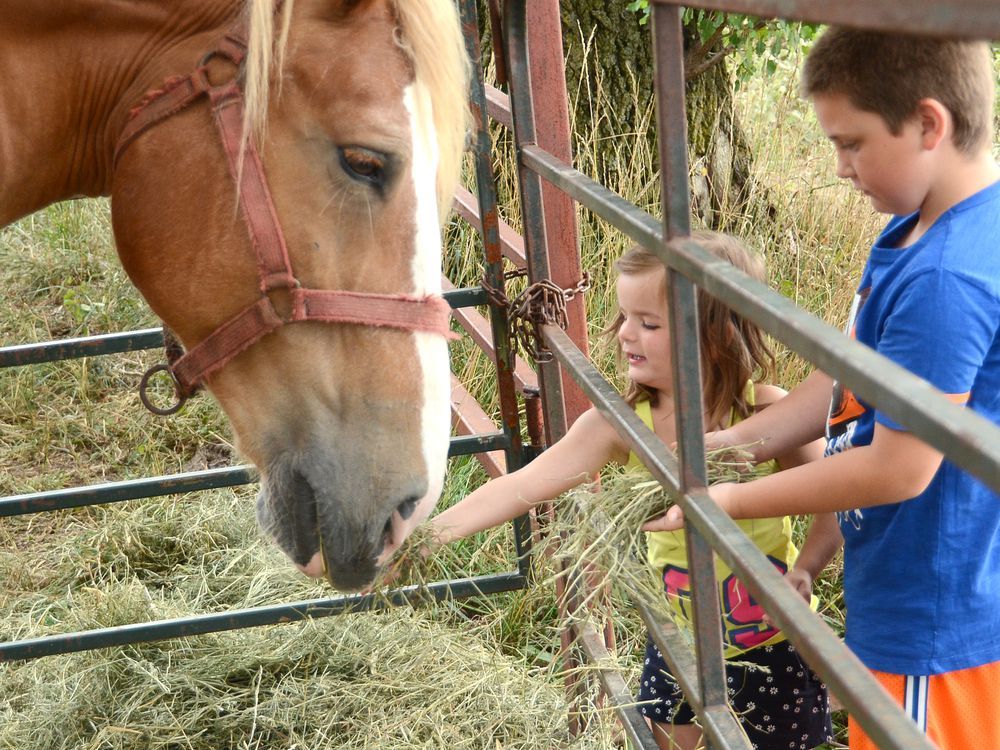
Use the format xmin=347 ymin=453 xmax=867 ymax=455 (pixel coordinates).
xmin=812 ymin=92 xmax=931 ymax=216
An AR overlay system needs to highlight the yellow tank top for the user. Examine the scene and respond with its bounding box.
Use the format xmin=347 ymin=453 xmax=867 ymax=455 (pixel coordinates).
xmin=627 ymin=383 xmax=809 ymax=657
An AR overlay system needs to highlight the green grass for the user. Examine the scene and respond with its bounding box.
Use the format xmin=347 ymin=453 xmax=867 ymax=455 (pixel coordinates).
xmin=0 ymin=43 xmax=922 ymax=749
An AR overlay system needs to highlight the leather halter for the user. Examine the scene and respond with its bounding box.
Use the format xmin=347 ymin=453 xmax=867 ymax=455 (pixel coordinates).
xmin=115 ymin=27 xmax=454 ymax=414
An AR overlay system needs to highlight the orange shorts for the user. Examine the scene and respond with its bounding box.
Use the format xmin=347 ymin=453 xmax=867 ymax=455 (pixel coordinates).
xmin=849 ymin=659 xmax=1000 ymax=750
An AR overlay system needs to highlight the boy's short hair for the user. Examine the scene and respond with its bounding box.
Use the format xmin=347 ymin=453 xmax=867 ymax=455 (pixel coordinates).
xmin=802 ymin=27 xmax=995 ymax=154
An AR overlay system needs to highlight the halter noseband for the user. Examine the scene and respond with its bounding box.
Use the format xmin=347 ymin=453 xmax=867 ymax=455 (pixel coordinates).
xmin=115 ymin=28 xmax=454 ymax=415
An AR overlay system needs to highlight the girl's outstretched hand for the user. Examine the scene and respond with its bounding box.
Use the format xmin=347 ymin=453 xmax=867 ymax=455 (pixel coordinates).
xmin=362 ymin=537 xmax=436 ymax=593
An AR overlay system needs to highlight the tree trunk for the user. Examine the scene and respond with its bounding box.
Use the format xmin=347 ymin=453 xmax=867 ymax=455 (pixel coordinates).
xmin=554 ymin=2 xmax=769 ymax=231
xmin=558 ymin=2 xmax=655 ymax=184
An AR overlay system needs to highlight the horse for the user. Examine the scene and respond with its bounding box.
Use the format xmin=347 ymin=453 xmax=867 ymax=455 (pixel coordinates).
xmin=0 ymin=0 xmax=470 ymax=590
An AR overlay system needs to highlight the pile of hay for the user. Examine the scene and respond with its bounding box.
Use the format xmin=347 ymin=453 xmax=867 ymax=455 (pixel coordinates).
xmin=0 ymin=487 xmax=618 ymax=750
xmin=0 ymin=607 xmax=613 ymax=750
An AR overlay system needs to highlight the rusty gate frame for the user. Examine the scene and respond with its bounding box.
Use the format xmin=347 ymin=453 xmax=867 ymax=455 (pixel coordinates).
xmin=0 ymin=0 xmax=557 ymax=661
xmin=497 ymin=1 xmax=1000 ymax=749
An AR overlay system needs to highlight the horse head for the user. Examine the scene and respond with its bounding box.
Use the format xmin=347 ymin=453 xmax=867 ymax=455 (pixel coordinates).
xmin=110 ymin=0 xmax=469 ymax=590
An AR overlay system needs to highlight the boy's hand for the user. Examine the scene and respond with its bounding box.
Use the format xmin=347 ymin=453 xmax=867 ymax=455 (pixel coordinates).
xmin=762 ymin=567 xmax=814 ymax=626
xmin=784 ymin=568 xmax=814 ymax=601
xmin=704 ymin=427 xmax=737 ymax=453
xmin=641 ymin=482 xmax=737 ymax=532
xmin=705 ymin=428 xmax=763 ymax=471
xmin=641 ymin=504 xmax=685 ymax=532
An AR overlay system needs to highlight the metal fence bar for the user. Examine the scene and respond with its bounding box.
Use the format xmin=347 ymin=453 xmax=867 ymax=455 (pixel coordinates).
xmin=457 ymin=0 xmax=534 ymax=578
xmin=453 ymin=187 xmax=527 ymax=267
xmin=503 ymin=1 xmax=600 ymax=733
xmin=0 ymin=328 xmax=165 ymax=367
xmin=574 ymin=622 xmax=660 ymax=749
xmin=0 ymin=433 xmax=508 ymax=517
xmin=0 ymin=466 xmax=255 ymax=516
xmin=652 ymin=0 xmax=1000 ymax=39
xmin=521 ymin=0 xmax=591 ymax=427
xmin=650 ymin=10 xmax=733 ymax=748
xmin=0 ymin=572 xmax=527 ymax=663
xmin=502 ymin=0 xmax=567 ymax=444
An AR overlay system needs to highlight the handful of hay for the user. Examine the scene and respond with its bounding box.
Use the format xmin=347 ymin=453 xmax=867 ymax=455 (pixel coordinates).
xmin=545 ymin=444 xmax=770 ymax=617
xmin=553 ymin=448 xmax=770 ymax=617
xmin=370 ymin=523 xmax=457 ymax=593
xmin=377 ymin=445 xmax=765 ymax=603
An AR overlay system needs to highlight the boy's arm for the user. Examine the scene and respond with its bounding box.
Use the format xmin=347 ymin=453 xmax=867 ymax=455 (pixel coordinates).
xmin=757 ymin=382 xmax=826 ymax=472
xmin=755 ymin=385 xmax=838 ymax=600
xmin=711 ymin=370 xmax=833 ymax=463
xmin=429 ymin=407 xmax=626 ymax=544
xmin=786 ymin=513 xmax=843 ymax=601
xmin=645 ymin=423 xmax=943 ymax=530
xmin=724 ymin=423 xmax=942 ymax=517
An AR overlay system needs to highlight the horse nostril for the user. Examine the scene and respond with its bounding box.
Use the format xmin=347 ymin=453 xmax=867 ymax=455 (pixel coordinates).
xmin=396 ymin=495 xmax=420 ymax=520
xmin=382 ymin=513 xmax=397 ymax=548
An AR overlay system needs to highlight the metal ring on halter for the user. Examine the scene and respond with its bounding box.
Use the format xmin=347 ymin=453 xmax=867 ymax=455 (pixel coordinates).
xmin=139 ymin=363 xmax=187 ymax=416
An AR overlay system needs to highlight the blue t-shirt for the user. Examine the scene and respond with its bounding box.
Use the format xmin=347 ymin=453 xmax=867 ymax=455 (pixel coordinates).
xmin=826 ymin=179 xmax=1000 ymax=675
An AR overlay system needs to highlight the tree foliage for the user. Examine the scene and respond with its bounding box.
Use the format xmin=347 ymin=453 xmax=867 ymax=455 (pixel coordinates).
xmin=559 ymin=2 xmax=820 ymax=229
xmin=627 ymin=2 xmax=819 ymax=83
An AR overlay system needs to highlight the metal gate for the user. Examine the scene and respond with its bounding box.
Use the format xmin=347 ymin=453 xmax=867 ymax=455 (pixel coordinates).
xmin=0 ymin=0 xmax=548 ymax=661
xmin=497 ymin=1 xmax=1000 ymax=749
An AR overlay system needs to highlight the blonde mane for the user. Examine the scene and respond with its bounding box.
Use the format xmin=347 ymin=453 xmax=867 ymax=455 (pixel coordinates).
xmin=242 ymin=0 xmax=470 ymax=225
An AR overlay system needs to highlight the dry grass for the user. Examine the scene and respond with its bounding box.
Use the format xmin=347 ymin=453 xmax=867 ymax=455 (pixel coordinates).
xmin=0 ymin=477 xmax=622 ymax=750
xmin=1 ymin=607 xmax=613 ymax=750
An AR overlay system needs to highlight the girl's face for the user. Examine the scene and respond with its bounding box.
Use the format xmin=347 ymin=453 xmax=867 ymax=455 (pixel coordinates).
xmin=616 ymin=268 xmax=673 ymax=392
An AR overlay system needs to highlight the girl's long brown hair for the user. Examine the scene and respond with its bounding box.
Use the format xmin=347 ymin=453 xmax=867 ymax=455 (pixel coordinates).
xmin=607 ymin=231 xmax=776 ymax=425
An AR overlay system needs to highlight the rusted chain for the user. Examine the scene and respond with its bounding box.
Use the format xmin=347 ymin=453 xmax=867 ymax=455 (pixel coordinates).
xmin=482 ymin=269 xmax=590 ymax=363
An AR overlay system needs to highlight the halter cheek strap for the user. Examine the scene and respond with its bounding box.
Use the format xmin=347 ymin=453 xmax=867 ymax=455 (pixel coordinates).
xmin=115 ymin=28 xmax=454 ymax=413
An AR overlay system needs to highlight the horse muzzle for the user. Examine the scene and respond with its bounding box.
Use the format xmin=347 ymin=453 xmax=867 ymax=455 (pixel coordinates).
xmin=256 ymin=452 xmax=439 ymax=590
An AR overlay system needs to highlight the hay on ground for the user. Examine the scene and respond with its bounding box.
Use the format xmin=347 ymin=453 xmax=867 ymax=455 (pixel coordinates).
xmin=0 ymin=488 xmax=618 ymax=750
xmin=1 ymin=605 xmax=616 ymax=749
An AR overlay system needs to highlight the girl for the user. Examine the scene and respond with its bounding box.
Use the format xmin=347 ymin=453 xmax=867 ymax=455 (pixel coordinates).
xmin=428 ymin=232 xmax=835 ymax=750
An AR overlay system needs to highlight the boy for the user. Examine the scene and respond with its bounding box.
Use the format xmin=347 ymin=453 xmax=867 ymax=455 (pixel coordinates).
xmin=645 ymin=28 xmax=1000 ymax=749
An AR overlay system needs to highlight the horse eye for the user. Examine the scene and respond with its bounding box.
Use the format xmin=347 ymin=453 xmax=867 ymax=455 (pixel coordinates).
xmin=339 ymin=146 xmax=386 ymax=188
